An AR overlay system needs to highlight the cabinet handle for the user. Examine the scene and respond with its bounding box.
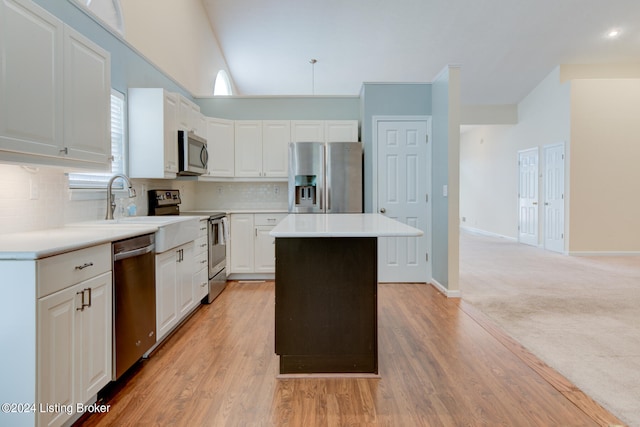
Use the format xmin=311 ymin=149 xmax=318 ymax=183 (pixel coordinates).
xmin=200 ymin=243 xmax=207 ymax=248
xmin=76 ymin=290 xmax=85 ymax=311
xmin=59 ymin=147 xmax=68 ymax=155
xmin=75 ymin=262 xmax=94 ymax=270
xmin=86 ymin=287 xmax=92 ymax=308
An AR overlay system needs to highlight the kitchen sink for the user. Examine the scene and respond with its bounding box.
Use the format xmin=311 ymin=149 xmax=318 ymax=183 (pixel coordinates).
xmin=68 ymin=216 xmax=199 ymax=253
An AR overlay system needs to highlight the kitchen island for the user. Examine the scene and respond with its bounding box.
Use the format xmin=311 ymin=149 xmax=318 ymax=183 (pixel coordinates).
xmin=270 ymin=213 xmax=423 ymax=375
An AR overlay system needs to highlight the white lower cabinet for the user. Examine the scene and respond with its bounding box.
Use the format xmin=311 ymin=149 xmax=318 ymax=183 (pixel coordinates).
xmin=0 ymin=242 xmax=114 ymax=427
xmin=37 ymin=271 xmax=112 ymax=427
xmin=254 ymin=226 xmax=277 ymax=272
xmin=155 ymin=241 xmax=194 ymax=341
xmin=229 ymin=213 xmax=287 ymax=274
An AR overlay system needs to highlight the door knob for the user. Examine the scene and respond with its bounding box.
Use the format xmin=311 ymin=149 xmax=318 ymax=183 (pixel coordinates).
xmin=379 ymin=208 xmax=386 ymax=214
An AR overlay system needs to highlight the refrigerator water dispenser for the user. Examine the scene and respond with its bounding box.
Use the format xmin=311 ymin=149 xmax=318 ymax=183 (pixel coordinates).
xmin=294 ymin=175 xmax=317 ymax=207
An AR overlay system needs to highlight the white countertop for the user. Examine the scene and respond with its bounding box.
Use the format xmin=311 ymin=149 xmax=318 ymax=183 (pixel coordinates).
xmin=183 ymin=209 xmax=288 ymax=215
xmin=0 ymin=225 xmax=158 ymax=260
xmin=270 ymin=214 xmax=424 ymax=238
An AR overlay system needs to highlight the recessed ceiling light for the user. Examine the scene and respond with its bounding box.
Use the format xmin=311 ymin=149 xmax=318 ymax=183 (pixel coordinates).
xmin=607 ymin=29 xmax=621 ymax=39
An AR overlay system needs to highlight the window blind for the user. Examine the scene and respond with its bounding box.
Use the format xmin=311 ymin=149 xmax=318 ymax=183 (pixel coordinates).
xmin=68 ymin=90 xmax=126 ymax=188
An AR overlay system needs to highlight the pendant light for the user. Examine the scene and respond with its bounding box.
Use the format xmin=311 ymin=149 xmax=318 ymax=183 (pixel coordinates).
xmin=310 ymin=59 xmax=317 ymax=95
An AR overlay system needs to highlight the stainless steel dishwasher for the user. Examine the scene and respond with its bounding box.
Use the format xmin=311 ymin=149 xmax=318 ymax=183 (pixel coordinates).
xmin=112 ymin=233 xmax=156 ymax=379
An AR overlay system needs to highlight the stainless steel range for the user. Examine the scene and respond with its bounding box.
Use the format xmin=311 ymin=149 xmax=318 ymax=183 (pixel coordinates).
xmin=148 ymin=189 xmax=227 ymax=303
xmin=202 ymin=213 xmax=227 ymax=302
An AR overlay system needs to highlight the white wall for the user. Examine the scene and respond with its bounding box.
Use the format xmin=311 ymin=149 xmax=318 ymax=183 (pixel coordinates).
xmin=0 ymin=165 xmax=197 ymax=234
xmin=460 ymin=67 xmax=571 ymax=240
xmin=569 ymin=78 xmax=640 ymax=253
xmin=120 ymin=0 xmax=233 ymax=96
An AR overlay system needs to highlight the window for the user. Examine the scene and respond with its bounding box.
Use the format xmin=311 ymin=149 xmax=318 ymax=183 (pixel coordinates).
xmin=73 ymin=0 xmax=125 ymax=36
xmin=68 ymin=90 xmax=126 ymax=188
xmin=214 ymin=70 xmax=232 ymax=96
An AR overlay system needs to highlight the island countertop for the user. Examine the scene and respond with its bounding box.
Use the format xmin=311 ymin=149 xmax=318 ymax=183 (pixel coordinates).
xmin=270 ymin=213 xmax=424 ymax=238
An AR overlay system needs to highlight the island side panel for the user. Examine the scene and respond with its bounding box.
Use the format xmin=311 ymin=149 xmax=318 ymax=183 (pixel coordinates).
xmin=275 ymin=237 xmax=378 ymax=374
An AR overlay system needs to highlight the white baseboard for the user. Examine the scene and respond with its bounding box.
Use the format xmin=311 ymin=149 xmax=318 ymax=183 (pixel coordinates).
xmin=460 ymin=226 xmax=516 ymax=241
xmin=569 ymin=251 xmax=640 ymax=256
xmin=430 ymin=278 xmax=461 ymax=298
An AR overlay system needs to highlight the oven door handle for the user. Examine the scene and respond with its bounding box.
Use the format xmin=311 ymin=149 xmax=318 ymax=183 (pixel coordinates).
xmin=114 ymin=244 xmax=155 ymax=261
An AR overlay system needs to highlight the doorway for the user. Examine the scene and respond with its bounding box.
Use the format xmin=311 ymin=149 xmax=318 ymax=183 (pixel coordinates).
xmin=518 ymin=148 xmax=539 ymax=246
xmin=373 ymin=116 xmax=431 ymax=282
xmin=543 ymin=143 xmax=565 ymax=253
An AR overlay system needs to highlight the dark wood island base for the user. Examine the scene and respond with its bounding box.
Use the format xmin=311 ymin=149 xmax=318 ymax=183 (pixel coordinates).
xmin=274 ymin=237 xmax=378 ymax=374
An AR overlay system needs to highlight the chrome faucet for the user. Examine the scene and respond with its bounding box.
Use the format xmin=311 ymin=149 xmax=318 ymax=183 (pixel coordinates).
xmin=106 ymin=174 xmax=136 ymax=220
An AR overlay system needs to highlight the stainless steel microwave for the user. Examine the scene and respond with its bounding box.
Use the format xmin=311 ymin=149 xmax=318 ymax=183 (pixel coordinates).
xmin=178 ymin=130 xmax=208 ymax=175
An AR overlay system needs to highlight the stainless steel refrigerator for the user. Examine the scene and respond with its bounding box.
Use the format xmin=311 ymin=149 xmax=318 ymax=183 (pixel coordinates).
xmin=288 ymin=141 xmax=363 ymax=213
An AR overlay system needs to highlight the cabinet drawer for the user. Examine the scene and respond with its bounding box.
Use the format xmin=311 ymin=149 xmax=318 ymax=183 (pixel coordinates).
xmin=194 ymin=268 xmax=208 ymax=298
xmin=198 ymin=220 xmax=208 ymax=238
xmin=194 ymin=250 xmax=208 ymax=270
xmin=37 ymin=243 xmax=111 ymax=298
xmin=254 ymin=213 xmax=287 ymax=226
xmin=195 ymin=235 xmax=208 ymax=254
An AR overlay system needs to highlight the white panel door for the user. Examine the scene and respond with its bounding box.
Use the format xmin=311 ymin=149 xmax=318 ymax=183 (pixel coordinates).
xmin=206 ymin=117 xmax=235 ymax=177
xmin=325 ymin=120 xmax=358 ymax=142
xmin=377 ymin=119 xmax=430 ymax=283
xmin=518 ymin=148 xmax=539 ymax=246
xmin=544 ymin=143 xmax=565 ymax=253
xmin=63 ymin=25 xmax=111 ymax=164
xmin=80 ymin=272 xmax=112 ymax=401
xmin=234 ymin=120 xmax=262 ymax=177
xmin=37 ymin=285 xmax=78 ymax=427
xmin=291 ymin=120 xmax=324 ymax=142
xmin=262 ymin=120 xmax=290 ymax=177
xmin=0 ymin=0 xmax=63 ymax=156
xmin=163 ymin=92 xmax=179 ymax=173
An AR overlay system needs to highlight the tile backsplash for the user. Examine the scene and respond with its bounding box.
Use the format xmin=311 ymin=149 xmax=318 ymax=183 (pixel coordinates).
xmin=0 ymin=164 xmax=288 ymax=235
xmin=193 ymin=182 xmax=288 ymax=211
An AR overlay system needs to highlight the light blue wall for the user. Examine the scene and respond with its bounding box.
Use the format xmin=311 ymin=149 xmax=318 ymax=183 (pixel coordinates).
xmin=359 ymin=83 xmax=432 ymax=213
xmin=32 ymin=0 xmax=192 ymax=98
xmin=196 ymin=97 xmax=360 ymax=120
xmin=431 ymin=72 xmax=450 ymax=288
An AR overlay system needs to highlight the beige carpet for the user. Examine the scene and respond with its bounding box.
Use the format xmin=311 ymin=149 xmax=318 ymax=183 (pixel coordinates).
xmin=459 ymin=230 xmax=640 ymax=427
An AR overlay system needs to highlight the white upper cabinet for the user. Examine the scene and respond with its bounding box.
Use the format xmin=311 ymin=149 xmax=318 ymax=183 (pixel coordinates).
xmin=177 ymin=94 xmax=203 ymax=136
xmin=291 ymin=120 xmax=324 ymax=143
xmin=0 ymin=0 xmax=63 ymax=157
xmin=129 ymin=88 xmax=179 ymax=178
xmin=325 ymin=120 xmax=359 ymax=142
xmin=0 ymin=0 xmax=111 ymax=169
xmin=234 ymin=120 xmax=263 ymax=177
xmin=234 ymin=120 xmax=289 ymax=178
xmin=291 ymin=120 xmax=358 ymax=143
xmin=262 ymin=120 xmax=290 ymax=177
xmin=206 ymin=117 xmax=234 ymax=177
xmin=63 ymin=25 xmax=111 ymax=164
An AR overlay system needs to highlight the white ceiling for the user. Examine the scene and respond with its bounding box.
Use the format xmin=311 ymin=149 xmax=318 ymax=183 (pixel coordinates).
xmin=202 ymin=0 xmax=640 ymax=104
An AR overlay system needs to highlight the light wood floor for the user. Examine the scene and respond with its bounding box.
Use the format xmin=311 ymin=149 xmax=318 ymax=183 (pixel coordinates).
xmin=78 ymin=281 xmax=624 ymax=426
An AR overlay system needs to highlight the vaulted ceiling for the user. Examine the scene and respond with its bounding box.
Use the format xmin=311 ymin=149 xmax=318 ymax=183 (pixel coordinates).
xmin=202 ymin=0 xmax=640 ymax=104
